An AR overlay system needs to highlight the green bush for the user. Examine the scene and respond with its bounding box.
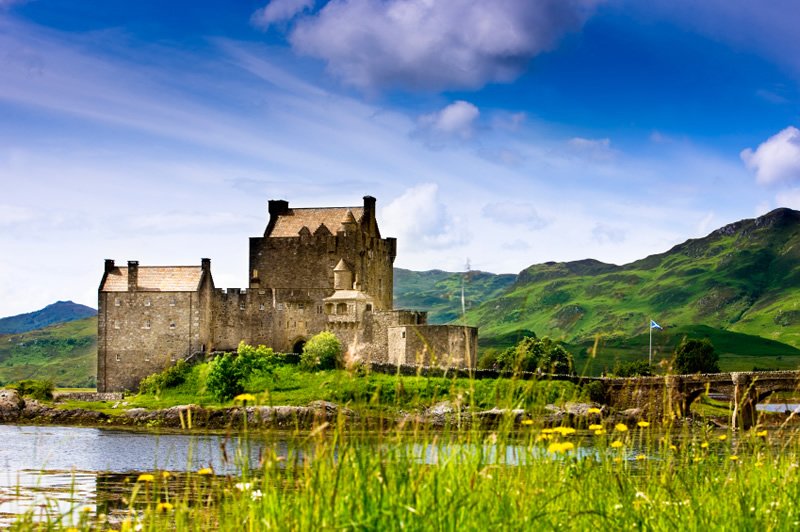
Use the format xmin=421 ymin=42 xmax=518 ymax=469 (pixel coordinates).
xmin=206 ymin=342 xmax=278 ymax=401
xmin=674 ymin=338 xmax=720 ymax=374
xmin=612 ymin=360 xmax=654 ymax=377
xmin=11 ymin=379 xmax=54 ymax=401
xmin=139 ymin=360 xmax=191 ymax=395
xmin=493 ymin=335 xmax=574 ymax=374
xmin=301 ymin=332 xmax=342 ymax=371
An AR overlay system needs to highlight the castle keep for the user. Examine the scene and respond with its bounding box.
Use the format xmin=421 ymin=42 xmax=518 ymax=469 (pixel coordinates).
xmin=97 ymin=196 xmax=478 ymax=392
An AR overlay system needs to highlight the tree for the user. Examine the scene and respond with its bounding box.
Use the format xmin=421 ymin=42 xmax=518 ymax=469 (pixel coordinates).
xmin=301 ymin=331 xmax=343 ymax=371
xmin=674 ymin=338 xmax=720 ymax=374
xmin=493 ymin=335 xmax=574 ymax=375
xmin=206 ymin=341 xmax=277 ymax=400
xmin=612 ymin=360 xmax=654 ymax=377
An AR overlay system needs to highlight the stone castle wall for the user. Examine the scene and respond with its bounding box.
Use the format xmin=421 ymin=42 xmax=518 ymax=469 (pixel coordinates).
xmin=388 ymin=325 xmax=478 ymax=369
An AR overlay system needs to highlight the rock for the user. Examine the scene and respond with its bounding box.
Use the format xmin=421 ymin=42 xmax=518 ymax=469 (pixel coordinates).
xmin=564 ymin=402 xmax=601 ymax=417
xmin=620 ymin=408 xmax=643 ymax=421
xmin=0 ymin=389 xmax=24 ymax=422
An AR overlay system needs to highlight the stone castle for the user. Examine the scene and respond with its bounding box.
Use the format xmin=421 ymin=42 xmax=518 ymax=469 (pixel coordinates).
xmin=97 ymin=196 xmax=478 ymax=392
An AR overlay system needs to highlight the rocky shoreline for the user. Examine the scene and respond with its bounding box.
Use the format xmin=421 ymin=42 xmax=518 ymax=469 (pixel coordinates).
xmin=0 ymin=388 xmax=665 ymax=431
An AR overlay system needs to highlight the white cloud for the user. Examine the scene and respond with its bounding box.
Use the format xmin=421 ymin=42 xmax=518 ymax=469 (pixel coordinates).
xmin=482 ymin=201 xmax=547 ymax=229
xmin=414 ymin=101 xmax=479 ymax=146
xmin=775 ymin=189 xmax=800 ymax=210
xmin=567 ymin=137 xmax=615 ymax=161
xmin=252 ymin=0 xmax=315 ymax=28
xmin=284 ymin=0 xmax=602 ymax=91
xmin=741 ymin=126 xmax=800 ymax=185
xmin=592 ymin=223 xmax=625 ymax=244
xmin=695 ymin=211 xmax=715 ymax=235
xmin=381 ymin=183 xmax=468 ymax=251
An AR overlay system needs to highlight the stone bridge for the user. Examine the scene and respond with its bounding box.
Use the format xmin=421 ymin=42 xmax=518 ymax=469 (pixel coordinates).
xmin=600 ymin=371 xmax=800 ymax=429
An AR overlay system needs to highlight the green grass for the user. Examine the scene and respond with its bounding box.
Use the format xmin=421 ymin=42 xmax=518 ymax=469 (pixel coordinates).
xmin=0 ymin=317 xmax=96 ymax=387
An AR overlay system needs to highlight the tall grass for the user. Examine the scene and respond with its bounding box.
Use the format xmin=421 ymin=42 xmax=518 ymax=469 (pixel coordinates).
xmin=13 ymin=367 xmax=800 ymax=530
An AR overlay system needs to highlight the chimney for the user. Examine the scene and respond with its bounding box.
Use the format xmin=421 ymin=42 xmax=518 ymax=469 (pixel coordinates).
xmin=104 ymin=259 xmax=115 ymax=273
xmin=201 ymin=258 xmax=211 ymax=273
xmin=127 ymin=261 xmax=139 ymax=292
xmin=363 ymin=196 xmax=376 ymax=222
xmin=265 ymin=199 xmax=290 ymax=236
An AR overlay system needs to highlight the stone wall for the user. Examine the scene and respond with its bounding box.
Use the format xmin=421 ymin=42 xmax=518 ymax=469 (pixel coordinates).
xmin=388 ymin=324 xmax=478 ymax=368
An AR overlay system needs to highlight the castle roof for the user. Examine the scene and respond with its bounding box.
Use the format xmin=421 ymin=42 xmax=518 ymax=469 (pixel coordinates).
xmin=268 ymin=207 xmax=364 ymax=237
xmin=100 ymin=266 xmax=204 ymax=292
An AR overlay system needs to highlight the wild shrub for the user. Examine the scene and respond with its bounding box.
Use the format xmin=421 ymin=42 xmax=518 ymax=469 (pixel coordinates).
xmin=674 ymin=338 xmax=720 ymax=374
xmin=612 ymin=360 xmax=654 ymax=377
xmin=139 ymin=360 xmax=191 ymax=395
xmin=206 ymin=341 xmax=277 ymax=400
xmin=10 ymin=379 xmax=54 ymax=401
xmin=493 ymin=335 xmax=574 ymax=374
xmin=301 ymin=331 xmax=342 ymax=371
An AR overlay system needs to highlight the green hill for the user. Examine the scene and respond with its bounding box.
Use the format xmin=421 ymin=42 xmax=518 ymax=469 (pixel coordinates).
xmin=0 ymin=316 xmax=96 ymax=387
xmin=393 ymin=268 xmax=517 ymax=324
xmin=0 ymin=300 xmax=96 ymax=335
xmin=467 ymin=208 xmax=800 ymax=370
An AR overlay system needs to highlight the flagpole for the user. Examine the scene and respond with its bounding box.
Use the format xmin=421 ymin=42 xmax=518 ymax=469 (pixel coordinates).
xmin=649 ymin=319 xmax=653 ymax=366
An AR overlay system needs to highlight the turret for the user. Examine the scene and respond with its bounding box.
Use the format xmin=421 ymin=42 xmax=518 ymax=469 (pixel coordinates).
xmin=333 ymin=259 xmax=353 ymax=290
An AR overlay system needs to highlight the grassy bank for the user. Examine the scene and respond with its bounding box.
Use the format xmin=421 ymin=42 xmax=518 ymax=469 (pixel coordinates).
xmin=15 ymin=407 xmax=800 ymax=530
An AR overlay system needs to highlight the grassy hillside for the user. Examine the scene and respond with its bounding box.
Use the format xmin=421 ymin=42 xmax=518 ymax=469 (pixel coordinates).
xmin=468 ymin=208 xmax=800 ymax=366
xmin=0 ymin=316 xmax=96 ymax=387
xmin=0 ymin=300 xmax=96 ymax=334
xmin=394 ymin=268 xmax=516 ymax=324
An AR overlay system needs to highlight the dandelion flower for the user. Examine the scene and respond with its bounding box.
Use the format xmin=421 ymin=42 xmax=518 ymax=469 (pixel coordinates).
xmin=156 ymin=502 xmax=174 ymax=513
xmin=521 ymin=419 xmax=534 ymax=426
xmin=536 ymin=434 xmax=552 ymax=442
xmin=757 ymin=430 xmax=768 ymax=437
xmin=234 ymin=393 xmax=256 ymax=403
xmin=670 ymin=445 xmax=678 ymax=451
xmin=718 ymin=435 xmax=727 ymax=441
xmin=635 ymin=454 xmax=647 ymax=461
xmin=637 ymin=421 xmax=650 ymax=428
xmin=161 ymin=471 xmax=171 ymax=479
xmin=729 ymin=455 xmax=739 ymax=461
xmin=137 ymin=474 xmax=155 ymax=483
xmin=587 ymin=407 xmax=602 ymax=414
xmin=548 ymin=442 xmax=575 ymax=454
xmin=611 ymin=440 xmax=624 ymax=448
xmin=197 ymin=468 xmax=213 ymax=476
xmin=614 ymin=423 xmax=628 ymax=432
xmin=81 ymin=506 xmax=93 ymax=513
xmin=542 ymin=428 xmax=555 ymax=434
xmin=553 ymin=426 xmax=576 ymax=436
xmin=595 ymin=429 xmax=607 ymax=435
xmin=700 ymin=442 xmax=709 ymax=449
xmin=589 ymin=424 xmax=603 ymax=431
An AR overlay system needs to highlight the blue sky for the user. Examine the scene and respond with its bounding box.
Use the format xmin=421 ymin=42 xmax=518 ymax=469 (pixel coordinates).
xmin=1 ymin=0 xmax=800 ymax=316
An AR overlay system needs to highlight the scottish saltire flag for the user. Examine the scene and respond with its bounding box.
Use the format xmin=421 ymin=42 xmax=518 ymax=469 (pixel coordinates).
xmin=650 ymin=320 xmax=662 ymax=330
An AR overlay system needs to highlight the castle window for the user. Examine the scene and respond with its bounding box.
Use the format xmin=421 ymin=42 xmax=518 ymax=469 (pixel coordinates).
xmin=325 ymin=303 xmax=333 ymax=314
xmin=144 ymin=319 xmax=151 ymax=330
xmin=277 ymin=303 xmax=284 ymax=311
xmin=114 ymin=298 xmax=121 ymax=307
xmin=170 ymin=298 xmax=176 ymax=306
xmin=298 ymin=303 xmax=305 ymax=311
xmin=144 ymin=299 xmax=151 ymax=307
xmin=401 ymin=331 xmax=406 ymax=339
xmin=259 ymin=303 xmax=265 ymax=311
xmin=317 ymin=305 xmax=323 ymax=315
xmin=336 ymin=303 xmax=347 ymax=315
xmin=114 ymin=320 xmax=120 ymax=330
xmin=170 ymin=353 xmax=176 ymax=361
xmin=169 ymin=321 xmax=176 ymax=330
xmin=366 ymin=304 xmax=373 ymax=312
xmin=115 ymin=353 xmax=121 ymax=362
xmin=240 ymin=302 xmax=246 ymax=311
xmin=144 ymin=353 xmax=150 ymax=362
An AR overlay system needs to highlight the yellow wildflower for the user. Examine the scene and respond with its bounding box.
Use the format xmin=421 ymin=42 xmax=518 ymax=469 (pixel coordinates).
xmin=670 ymin=445 xmax=678 ymax=451
xmin=589 ymin=424 xmax=603 ymax=431
xmin=594 ymin=429 xmax=606 ymax=435
xmin=587 ymin=407 xmax=602 ymax=414
xmin=637 ymin=421 xmax=650 ymax=428
xmin=553 ymin=426 xmax=576 ymax=436
xmin=521 ymin=419 xmax=534 ymax=426
xmin=729 ymin=455 xmax=739 ymax=461
xmin=548 ymin=441 xmax=575 ymax=454
xmin=234 ymin=393 xmax=257 ymax=403
xmin=718 ymin=434 xmax=727 ymax=441
xmin=700 ymin=442 xmax=709 ymax=449
xmin=197 ymin=468 xmax=213 ymax=476
xmin=137 ymin=474 xmax=155 ymax=482
xmin=693 ymin=457 xmax=703 ymax=463
xmin=614 ymin=423 xmax=628 ymax=432
xmin=156 ymin=502 xmax=174 ymax=513
xmin=162 ymin=471 xmax=171 ymax=479
xmin=757 ymin=430 xmax=768 ymax=437
xmin=635 ymin=454 xmax=647 ymax=461
xmin=536 ymin=434 xmax=552 ymax=442
xmin=610 ymin=440 xmax=624 ymax=448
xmin=542 ymin=428 xmax=555 ymax=434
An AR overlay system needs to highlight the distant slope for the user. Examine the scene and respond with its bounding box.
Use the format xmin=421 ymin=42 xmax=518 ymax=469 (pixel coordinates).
xmin=0 ymin=301 xmax=96 ymax=335
xmin=468 ymin=208 xmax=800 ymax=354
xmin=394 ymin=268 xmax=517 ymax=324
xmin=0 ymin=316 xmax=96 ymax=387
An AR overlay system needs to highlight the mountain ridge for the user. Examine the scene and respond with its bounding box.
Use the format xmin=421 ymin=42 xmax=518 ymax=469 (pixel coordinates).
xmin=0 ymin=301 xmax=97 ymax=335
